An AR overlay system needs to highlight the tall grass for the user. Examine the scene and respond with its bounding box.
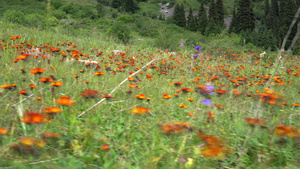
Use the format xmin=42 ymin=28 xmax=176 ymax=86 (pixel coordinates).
xmin=0 ymin=21 xmax=299 ymax=168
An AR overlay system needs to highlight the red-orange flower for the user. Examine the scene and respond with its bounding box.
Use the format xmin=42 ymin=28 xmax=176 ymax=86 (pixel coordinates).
xmin=135 ymin=94 xmax=146 ymax=100
xmin=51 ymin=81 xmax=62 ymax=87
xmin=43 ymin=107 xmax=62 ymax=114
xmin=131 ymin=107 xmax=150 ymax=114
xmin=245 ymin=117 xmax=267 ymax=126
xmin=181 ymin=88 xmax=192 ymax=93
xmin=102 ymin=144 xmax=110 ymax=151
xmin=80 ymin=89 xmax=99 ymax=98
xmin=22 ymin=112 xmax=49 ymax=124
xmin=56 ymin=96 xmax=75 ymax=106
xmin=163 ymin=93 xmax=172 ymax=99
xmin=274 ymin=125 xmax=300 ymax=139
xmin=30 ymin=67 xmax=45 ymax=74
xmin=42 ymin=132 xmax=60 ymax=139
xmin=0 ymin=128 xmax=9 ymax=135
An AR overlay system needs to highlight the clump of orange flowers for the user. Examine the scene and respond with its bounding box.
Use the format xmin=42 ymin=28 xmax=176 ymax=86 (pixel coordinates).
xmin=257 ymin=88 xmax=283 ymax=105
xmin=198 ymin=130 xmax=231 ymax=159
xmin=43 ymin=107 xmax=62 ymax=115
xmin=274 ymin=124 xmax=300 ymax=139
xmin=159 ymin=122 xmax=194 ymax=134
xmin=22 ymin=112 xmax=49 ymax=124
xmin=135 ymin=94 xmax=146 ymax=100
xmin=245 ymin=117 xmax=267 ymax=126
xmin=56 ymin=96 xmax=75 ymax=106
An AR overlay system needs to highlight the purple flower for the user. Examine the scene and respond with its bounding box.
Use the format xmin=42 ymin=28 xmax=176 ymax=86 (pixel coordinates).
xmin=180 ymin=43 xmax=184 ymax=47
xmin=206 ymin=85 xmax=214 ymax=91
xmin=209 ymin=92 xmax=214 ymax=95
xmin=193 ymin=54 xmax=198 ymax=59
xmin=248 ymin=61 xmax=251 ymax=63
xmin=197 ymin=144 xmax=204 ymax=148
xmin=195 ymin=46 xmax=201 ymax=52
xmin=202 ymin=99 xmax=213 ymax=106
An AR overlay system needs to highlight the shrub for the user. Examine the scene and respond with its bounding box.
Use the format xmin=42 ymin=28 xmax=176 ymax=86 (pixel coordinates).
xmin=3 ymin=10 xmax=25 ymax=24
xmin=25 ymin=14 xmax=45 ymax=28
xmin=52 ymin=10 xmax=67 ymax=20
xmin=116 ymin=15 xmax=135 ymax=23
xmin=46 ymin=16 xmax=59 ymax=27
xmin=106 ymin=21 xmax=131 ymax=44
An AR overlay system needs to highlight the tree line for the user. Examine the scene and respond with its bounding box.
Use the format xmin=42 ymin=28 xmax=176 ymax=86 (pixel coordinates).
xmin=172 ymin=0 xmax=299 ymax=52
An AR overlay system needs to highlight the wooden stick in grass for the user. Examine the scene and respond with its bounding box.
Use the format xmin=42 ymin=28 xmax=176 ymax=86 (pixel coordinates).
xmin=77 ymin=58 xmax=157 ymax=118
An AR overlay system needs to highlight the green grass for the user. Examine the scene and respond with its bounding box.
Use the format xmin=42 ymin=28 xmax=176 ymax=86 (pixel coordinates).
xmin=0 ymin=21 xmax=299 ymax=168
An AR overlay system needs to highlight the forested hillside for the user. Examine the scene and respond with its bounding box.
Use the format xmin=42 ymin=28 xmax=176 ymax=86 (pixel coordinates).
xmin=0 ymin=0 xmax=299 ymax=53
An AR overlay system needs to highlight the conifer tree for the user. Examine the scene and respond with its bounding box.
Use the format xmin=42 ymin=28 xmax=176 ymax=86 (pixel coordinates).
xmin=187 ymin=6 xmax=197 ymax=31
xmin=230 ymin=0 xmax=255 ymax=33
xmin=173 ymin=3 xmax=186 ymax=28
xmin=197 ymin=3 xmax=208 ymax=34
xmin=264 ymin=0 xmax=269 ymax=18
xmin=215 ymin=0 xmax=225 ymax=26
xmin=112 ymin=0 xmax=121 ymax=8
xmin=208 ymin=0 xmax=217 ymax=21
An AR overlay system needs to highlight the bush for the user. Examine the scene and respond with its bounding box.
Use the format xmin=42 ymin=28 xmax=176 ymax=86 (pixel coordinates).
xmin=25 ymin=14 xmax=45 ymax=28
xmin=106 ymin=21 xmax=131 ymax=44
xmin=3 ymin=10 xmax=25 ymax=24
xmin=60 ymin=4 xmax=80 ymax=15
xmin=46 ymin=16 xmax=59 ymax=27
xmin=116 ymin=15 xmax=135 ymax=23
xmin=52 ymin=10 xmax=67 ymax=20
xmin=51 ymin=0 xmax=64 ymax=10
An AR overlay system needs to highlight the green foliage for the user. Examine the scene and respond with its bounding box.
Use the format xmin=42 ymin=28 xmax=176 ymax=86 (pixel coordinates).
xmin=231 ymin=0 xmax=255 ymax=33
xmin=60 ymin=3 xmax=80 ymax=15
xmin=173 ymin=3 xmax=186 ymax=28
xmin=52 ymin=10 xmax=67 ymax=20
xmin=3 ymin=10 xmax=25 ymax=24
xmin=46 ymin=16 xmax=59 ymax=27
xmin=51 ymin=0 xmax=64 ymax=9
xmin=187 ymin=6 xmax=197 ymax=31
xmin=106 ymin=21 xmax=131 ymax=43
xmin=25 ymin=13 xmax=45 ymax=28
xmin=197 ymin=3 xmax=208 ymax=34
xmin=116 ymin=15 xmax=135 ymax=23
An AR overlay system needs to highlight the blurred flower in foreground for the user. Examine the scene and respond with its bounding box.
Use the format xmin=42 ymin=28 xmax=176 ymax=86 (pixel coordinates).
xmin=202 ymin=99 xmax=213 ymax=106
xmin=56 ymin=96 xmax=75 ymax=106
xmin=180 ymin=43 xmax=184 ymax=47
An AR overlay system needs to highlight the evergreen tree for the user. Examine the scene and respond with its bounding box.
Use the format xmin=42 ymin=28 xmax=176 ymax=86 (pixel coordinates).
xmin=264 ymin=0 xmax=269 ymax=18
xmin=197 ymin=3 xmax=208 ymax=34
xmin=215 ymin=0 xmax=225 ymax=26
xmin=279 ymin=0 xmax=297 ymax=49
xmin=173 ymin=3 xmax=186 ymax=28
xmin=266 ymin=0 xmax=279 ymax=34
xmin=231 ymin=0 xmax=255 ymax=33
xmin=229 ymin=4 xmax=236 ymax=33
xmin=187 ymin=6 xmax=197 ymax=31
xmin=112 ymin=0 xmax=121 ymax=8
xmin=122 ymin=0 xmax=138 ymax=13
xmin=208 ymin=0 xmax=217 ymax=21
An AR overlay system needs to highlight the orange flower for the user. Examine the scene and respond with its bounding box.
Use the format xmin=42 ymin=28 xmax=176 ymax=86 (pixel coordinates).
xmin=181 ymin=88 xmax=192 ymax=93
xmin=131 ymin=107 xmax=150 ymax=114
xmin=159 ymin=124 xmax=183 ymax=134
xmin=216 ymin=89 xmax=227 ymax=95
xmin=207 ymin=112 xmax=215 ymax=122
xmin=80 ymin=89 xmax=99 ymax=98
xmin=0 ymin=84 xmax=17 ymax=90
xmin=22 ymin=112 xmax=48 ymax=124
xmin=30 ymin=84 xmax=36 ymax=89
xmin=135 ymin=94 xmax=146 ymax=100
xmin=187 ymin=98 xmax=194 ymax=102
xmin=173 ymin=122 xmax=194 ymax=131
xmin=56 ymin=96 xmax=75 ymax=106
xmin=30 ymin=67 xmax=45 ymax=74
xmin=94 ymin=72 xmax=105 ymax=76
xmin=102 ymin=144 xmax=110 ymax=151
xmin=43 ymin=107 xmax=62 ymax=114
xmin=18 ymin=89 xmax=28 ymax=96
xmin=201 ymin=145 xmax=231 ymax=159
xmin=163 ymin=93 xmax=172 ymax=99
xmin=146 ymin=74 xmax=152 ymax=79
xmin=51 ymin=81 xmax=63 ymax=87
xmin=19 ymin=137 xmax=35 ymax=146
xmin=179 ymin=104 xmax=188 ymax=108
xmin=245 ymin=117 xmax=267 ymax=126
xmin=0 ymin=128 xmax=9 ymax=135
xmin=102 ymin=94 xmax=114 ymax=99
xmin=173 ymin=82 xmax=183 ymax=86
xmin=40 ymin=77 xmax=53 ymax=83
xmin=274 ymin=125 xmax=300 ymax=139
xmin=42 ymin=132 xmax=60 ymax=139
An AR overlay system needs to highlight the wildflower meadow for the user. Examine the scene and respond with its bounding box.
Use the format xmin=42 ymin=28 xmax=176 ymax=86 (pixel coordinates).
xmin=0 ymin=21 xmax=299 ymax=168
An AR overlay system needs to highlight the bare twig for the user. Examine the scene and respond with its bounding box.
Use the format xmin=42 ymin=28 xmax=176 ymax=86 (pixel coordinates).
xmin=77 ymin=58 xmax=157 ymax=118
